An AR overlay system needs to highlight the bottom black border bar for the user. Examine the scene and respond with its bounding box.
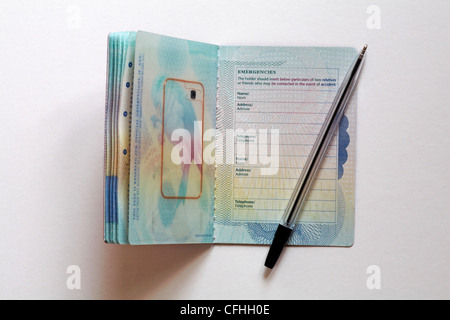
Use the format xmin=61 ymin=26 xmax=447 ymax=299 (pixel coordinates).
xmin=137 ymin=300 xmax=296 ymax=318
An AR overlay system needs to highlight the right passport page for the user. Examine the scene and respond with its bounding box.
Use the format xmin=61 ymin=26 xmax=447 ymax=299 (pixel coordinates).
xmin=213 ymin=46 xmax=357 ymax=246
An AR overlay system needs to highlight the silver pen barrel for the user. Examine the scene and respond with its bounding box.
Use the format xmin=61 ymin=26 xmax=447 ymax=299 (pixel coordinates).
xmin=265 ymin=45 xmax=367 ymax=269
xmin=282 ymin=45 xmax=367 ymax=228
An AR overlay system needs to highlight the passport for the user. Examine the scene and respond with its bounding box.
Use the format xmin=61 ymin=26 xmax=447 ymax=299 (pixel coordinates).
xmin=104 ymin=31 xmax=357 ymax=246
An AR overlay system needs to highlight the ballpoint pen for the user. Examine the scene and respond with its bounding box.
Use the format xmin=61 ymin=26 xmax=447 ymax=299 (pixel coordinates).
xmin=264 ymin=44 xmax=368 ymax=269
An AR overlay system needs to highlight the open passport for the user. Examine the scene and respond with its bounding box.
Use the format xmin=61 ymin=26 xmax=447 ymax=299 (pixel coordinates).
xmin=104 ymin=31 xmax=357 ymax=245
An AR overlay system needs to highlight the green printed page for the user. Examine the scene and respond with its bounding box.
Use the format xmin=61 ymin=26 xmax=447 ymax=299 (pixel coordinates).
xmin=128 ymin=31 xmax=218 ymax=244
xmin=214 ymin=46 xmax=357 ymax=246
xmin=107 ymin=31 xmax=357 ymax=245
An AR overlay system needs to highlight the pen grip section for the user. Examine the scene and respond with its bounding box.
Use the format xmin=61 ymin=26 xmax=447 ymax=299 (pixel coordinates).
xmin=264 ymin=224 xmax=293 ymax=269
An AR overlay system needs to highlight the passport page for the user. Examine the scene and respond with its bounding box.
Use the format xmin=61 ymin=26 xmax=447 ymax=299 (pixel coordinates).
xmin=128 ymin=31 xmax=218 ymax=244
xmin=213 ymin=46 xmax=358 ymax=246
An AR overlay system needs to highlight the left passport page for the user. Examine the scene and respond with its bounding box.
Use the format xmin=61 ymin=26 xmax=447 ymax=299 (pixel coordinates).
xmin=127 ymin=31 xmax=219 ymax=244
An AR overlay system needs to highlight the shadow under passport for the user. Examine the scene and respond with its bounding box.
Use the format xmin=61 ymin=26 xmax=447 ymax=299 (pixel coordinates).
xmin=99 ymin=243 xmax=212 ymax=299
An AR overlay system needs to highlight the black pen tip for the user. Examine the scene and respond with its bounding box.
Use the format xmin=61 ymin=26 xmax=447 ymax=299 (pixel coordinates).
xmin=264 ymin=224 xmax=293 ymax=269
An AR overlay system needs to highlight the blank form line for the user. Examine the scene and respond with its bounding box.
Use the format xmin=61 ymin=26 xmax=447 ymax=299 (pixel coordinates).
xmin=233 ymin=176 xmax=337 ymax=180
xmin=239 ymin=101 xmax=333 ymax=104
xmin=233 ymin=143 xmax=337 ymax=147
xmin=237 ymin=111 xmax=329 ymax=114
xmin=234 ymin=208 xmax=337 ymax=213
xmin=242 ymin=154 xmax=336 ymax=158
xmin=234 ymin=165 xmax=336 ymax=169
xmin=235 ymin=121 xmax=324 ymax=125
xmin=233 ymin=187 xmax=336 ymax=191
xmin=236 ymin=89 xmax=337 ymax=92
xmin=233 ymin=198 xmax=336 ymax=201
xmin=278 ymin=133 xmax=319 ymax=136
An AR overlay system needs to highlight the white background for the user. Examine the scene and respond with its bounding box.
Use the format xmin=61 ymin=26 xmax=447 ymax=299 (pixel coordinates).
xmin=0 ymin=0 xmax=449 ymax=300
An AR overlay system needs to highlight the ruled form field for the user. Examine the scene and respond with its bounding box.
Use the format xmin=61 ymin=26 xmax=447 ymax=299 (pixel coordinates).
xmin=232 ymin=67 xmax=339 ymax=224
